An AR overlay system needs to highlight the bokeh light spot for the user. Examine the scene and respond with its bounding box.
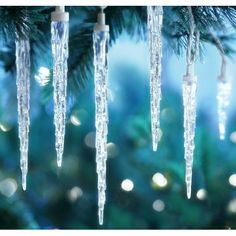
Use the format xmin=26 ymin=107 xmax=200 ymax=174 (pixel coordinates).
xmin=152 ymin=199 xmax=165 ymax=212
xmin=229 ymin=174 xmax=236 ymax=187
xmin=196 ymin=189 xmax=207 ymax=200
xmin=161 ymin=108 xmax=175 ymax=123
xmin=85 ymin=132 xmax=95 ymax=148
xmin=107 ymin=142 xmax=118 ymax=158
xmin=35 ymin=67 xmax=50 ymax=86
xmin=152 ymin=172 xmax=167 ymax=188
xmin=0 ymin=123 xmax=11 ymax=132
xmin=68 ymin=186 xmax=83 ymax=202
xmin=0 ymin=178 xmax=18 ymax=197
xmin=70 ymin=115 xmax=81 ymax=126
xmin=228 ymin=199 xmax=236 ymax=214
xmin=230 ymin=131 xmax=236 ymax=143
xmin=121 ymin=179 xmax=134 ymax=192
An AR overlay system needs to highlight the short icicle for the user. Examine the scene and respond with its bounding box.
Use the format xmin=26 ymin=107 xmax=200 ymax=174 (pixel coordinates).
xmin=217 ymin=79 xmax=231 ymax=140
xmin=212 ymin=33 xmax=232 ymax=140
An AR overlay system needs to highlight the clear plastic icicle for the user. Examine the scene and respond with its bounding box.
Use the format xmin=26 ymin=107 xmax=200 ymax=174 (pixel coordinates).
xmin=212 ymin=33 xmax=232 ymax=140
xmin=15 ymin=37 xmax=30 ymax=191
xmin=217 ymin=79 xmax=231 ymax=140
xmin=183 ymin=7 xmax=199 ymax=199
xmin=183 ymin=74 xmax=197 ymax=199
xmin=51 ymin=7 xmax=69 ymax=167
xmin=93 ymin=8 xmax=109 ymax=225
xmin=147 ymin=6 xmax=163 ymax=151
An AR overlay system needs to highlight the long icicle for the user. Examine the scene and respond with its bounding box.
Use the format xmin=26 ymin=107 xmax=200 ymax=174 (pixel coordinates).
xmin=183 ymin=7 xmax=199 ymax=199
xmin=183 ymin=74 xmax=197 ymax=199
xmin=51 ymin=7 xmax=69 ymax=167
xmin=147 ymin=6 xmax=163 ymax=151
xmin=93 ymin=8 xmax=109 ymax=225
xmin=211 ymin=33 xmax=231 ymax=140
xmin=15 ymin=37 xmax=31 ymax=191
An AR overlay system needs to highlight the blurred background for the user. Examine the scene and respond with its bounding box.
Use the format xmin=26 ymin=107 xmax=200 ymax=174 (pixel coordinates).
xmin=1 ymin=7 xmax=236 ymax=229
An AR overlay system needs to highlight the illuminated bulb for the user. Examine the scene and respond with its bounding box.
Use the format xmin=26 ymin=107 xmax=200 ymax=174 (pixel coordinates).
xmin=152 ymin=172 xmax=167 ymax=187
xmin=152 ymin=199 xmax=165 ymax=212
xmin=196 ymin=189 xmax=207 ymax=200
xmin=70 ymin=115 xmax=81 ymax=126
xmin=121 ymin=179 xmax=134 ymax=192
xmin=229 ymin=174 xmax=236 ymax=187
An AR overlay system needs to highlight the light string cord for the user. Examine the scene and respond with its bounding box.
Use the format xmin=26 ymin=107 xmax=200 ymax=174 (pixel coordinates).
xmin=211 ymin=32 xmax=226 ymax=80
xmin=186 ymin=6 xmax=199 ymax=76
xmin=211 ymin=31 xmax=231 ymax=140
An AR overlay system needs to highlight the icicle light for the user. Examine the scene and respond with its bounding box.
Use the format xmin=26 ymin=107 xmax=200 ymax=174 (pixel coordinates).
xmin=51 ymin=6 xmax=69 ymax=167
xmin=147 ymin=6 xmax=163 ymax=152
xmin=93 ymin=7 xmax=109 ymax=225
xmin=217 ymin=79 xmax=231 ymax=140
xmin=15 ymin=36 xmax=31 ymax=191
xmin=183 ymin=73 xmax=197 ymax=199
xmin=182 ymin=7 xmax=199 ymax=199
xmin=212 ymin=33 xmax=232 ymax=140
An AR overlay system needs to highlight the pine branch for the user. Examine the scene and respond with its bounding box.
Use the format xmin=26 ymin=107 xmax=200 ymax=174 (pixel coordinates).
xmin=0 ymin=6 xmax=236 ymax=100
xmin=0 ymin=6 xmax=49 ymax=41
xmin=67 ymin=6 xmax=146 ymax=96
xmin=162 ymin=6 xmax=236 ymax=56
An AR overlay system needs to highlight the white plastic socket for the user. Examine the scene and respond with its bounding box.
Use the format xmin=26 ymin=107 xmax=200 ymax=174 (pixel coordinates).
xmin=51 ymin=6 xmax=69 ymax=22
xmin=94 ymin=12 xmax=109 ymax=32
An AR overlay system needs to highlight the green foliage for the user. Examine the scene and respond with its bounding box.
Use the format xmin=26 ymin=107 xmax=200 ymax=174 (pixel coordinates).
xmin=163 ymin=6 xmax=236 ymax=56
xmin=0 ymin=6 xmax=236 ymax=98
xmin=0 ymin=8 xmax=236 ymax=229
xmin=0 ymin=6 xmax=48 ymax=41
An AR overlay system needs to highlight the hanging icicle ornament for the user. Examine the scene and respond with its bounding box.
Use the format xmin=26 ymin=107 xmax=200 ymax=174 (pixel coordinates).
xmin=93 ymin=6 xmax=109 ymax=225
xmin=217 ymin=78 xmax=231 ymax=140
xmin=15 ymin=33 xmax=31 ymax=191
xmin=51 ymin=6 xmax=69 ymax=167
xmin=211 ymin=34 xmax=232 ymax=140
xmin=147 ymin=6 xmax=163 ymax=152
xmin=182 ymin=7 xmax=199 ymax=199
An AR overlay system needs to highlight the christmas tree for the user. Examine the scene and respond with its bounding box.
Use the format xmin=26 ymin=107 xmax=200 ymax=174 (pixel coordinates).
xmin=0 ymin=6 xmax=235 ymax=229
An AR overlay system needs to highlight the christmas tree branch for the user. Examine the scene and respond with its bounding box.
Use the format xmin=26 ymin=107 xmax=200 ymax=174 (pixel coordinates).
xmin=0 ymin=6 xmax=235 ymax=98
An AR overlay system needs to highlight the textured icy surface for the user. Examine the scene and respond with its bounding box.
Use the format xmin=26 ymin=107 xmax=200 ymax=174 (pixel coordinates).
xmin=217 ymin=80 xmax=231 ymax=140
xmin=93 ymin=30 xmax=109 ymax=225
xmin=183 ymin=75 xmax=197 ymax=199
xmin=15 ymin=39 xmax=30 ymax=191
xmin=51 ymin=21 xmax=69 ymax=167
xmin=147 ymin=6 xmax=163 ymax=151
